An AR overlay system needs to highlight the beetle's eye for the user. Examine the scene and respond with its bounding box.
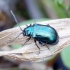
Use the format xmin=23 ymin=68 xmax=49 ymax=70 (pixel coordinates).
xmin=24 ymin=30 xmax=29 ymax=35
xmin=23 ymin=30 xmax=26 ymax=36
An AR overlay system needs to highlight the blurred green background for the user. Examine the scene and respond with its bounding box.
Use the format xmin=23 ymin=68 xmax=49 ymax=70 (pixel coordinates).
xmin=0 ymin=0 xmax=70 ymax=70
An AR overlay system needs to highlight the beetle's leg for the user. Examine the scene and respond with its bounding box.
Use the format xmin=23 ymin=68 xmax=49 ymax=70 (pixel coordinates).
xmin=7 ymin=32 xmax=23 ymax=44
xmin=34 ymin=40 xmax=40 ymax=53
xmin=22 ymin=37 xmax=31 ymax=46
xmin=39 ymin=41 xmax=45 ymax=46
xmin=39 ymin=42 xmax=50 ymax=50
xmin=45 ymin=44 xmax=50 ymax=50
xmin=30 ymin=24 xmax=32 ymax=26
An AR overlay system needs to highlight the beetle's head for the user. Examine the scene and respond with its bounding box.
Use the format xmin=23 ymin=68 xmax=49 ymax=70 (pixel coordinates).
xmin=23 ymin=26 xmax=33 ymax=37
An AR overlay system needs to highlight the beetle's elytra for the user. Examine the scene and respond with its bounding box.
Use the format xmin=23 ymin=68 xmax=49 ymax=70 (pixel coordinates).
xmin=10 ymin=10 xmax=59 ymax=51
xmin=23 ymin=24 xmax=59 ymax=45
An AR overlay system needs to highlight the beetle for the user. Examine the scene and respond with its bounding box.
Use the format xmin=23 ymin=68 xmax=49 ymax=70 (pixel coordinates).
xmin=10 ymin=10 xmax=59 ymax=51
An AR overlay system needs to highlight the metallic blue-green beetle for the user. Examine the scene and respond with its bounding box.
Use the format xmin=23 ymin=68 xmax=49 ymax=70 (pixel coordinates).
xmin=23 ymin=24 xmax=59 ymax=49
xmin=10 ymin=10 xmax=59 ymax=50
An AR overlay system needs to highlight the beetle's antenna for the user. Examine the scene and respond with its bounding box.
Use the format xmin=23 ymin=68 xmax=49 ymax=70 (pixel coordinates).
xmin=10 ymin=10 xmax=23 ymax=31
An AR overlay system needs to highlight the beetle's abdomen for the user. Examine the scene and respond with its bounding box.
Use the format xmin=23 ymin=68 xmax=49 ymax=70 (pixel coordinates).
xmin=33 ymin=25 xmax=58 ymax=45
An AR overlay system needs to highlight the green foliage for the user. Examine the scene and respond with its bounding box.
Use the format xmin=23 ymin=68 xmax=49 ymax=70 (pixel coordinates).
xmin=55 ymin=0 xmax=65 ymax=9
xmin=54 ymin=0 xmax=69 ymax=18
xmin=40 ymin=0 xmax=70 ymax=18
xmin=55 ymin=0 xmax=63 ymax=5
